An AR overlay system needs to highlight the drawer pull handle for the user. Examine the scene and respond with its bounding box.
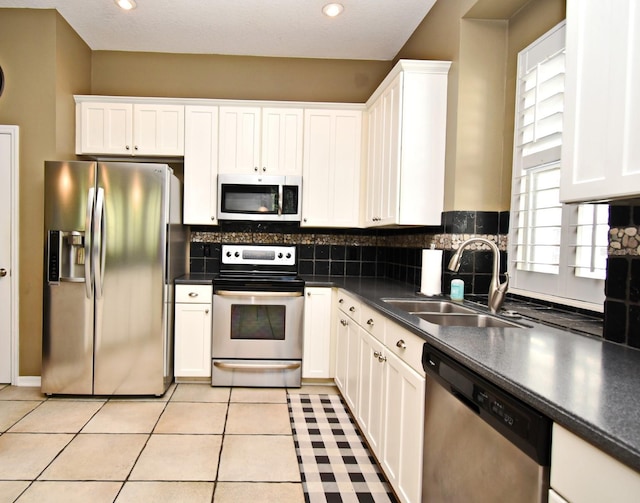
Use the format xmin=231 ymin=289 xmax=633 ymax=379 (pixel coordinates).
xmin=396 ymin=339 xmax=407 ymax=349
xmin=349 ymin=306 xmax=356 ymax=312
xmin=367 ymin=318 xmax=374 ymax=326
xmin=339 ymin=298 xmax=344 ymax=304
xmin=188 ymin=292 xmax=199 ymax=297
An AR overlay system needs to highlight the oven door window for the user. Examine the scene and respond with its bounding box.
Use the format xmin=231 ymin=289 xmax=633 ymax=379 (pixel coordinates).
xmin=230 ymin=304 xmax=286 ymax=340
xmin=220 ymin=184 xmax=279 ymax=215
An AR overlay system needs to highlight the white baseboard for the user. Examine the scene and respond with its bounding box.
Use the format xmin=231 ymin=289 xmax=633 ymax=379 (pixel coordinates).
xmin=15 ymin=376 xmax=41 ymax=387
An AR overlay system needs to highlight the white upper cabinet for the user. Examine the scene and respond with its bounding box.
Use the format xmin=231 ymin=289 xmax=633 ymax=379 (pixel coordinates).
xmin=301 ymin=108 xmax=362 ymax=227
xmin=218 ymin=106 xmax=303 ymax=175
xmin=560 ymin=0 xmax=640 ymax=202
xmin=364 ymin=60 xmax=450 ymax=227
xmin=262 ymin=107 xmax=304 ymax=176
xmin=184 ymin=105 xmax=219 ymax=225
xmin=76 ymin=98 xmax=184 ymax=156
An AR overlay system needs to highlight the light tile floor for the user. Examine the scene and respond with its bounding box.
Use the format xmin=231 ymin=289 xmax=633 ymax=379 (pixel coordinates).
xmin=0 ymin=382 xmax=339 ymax=503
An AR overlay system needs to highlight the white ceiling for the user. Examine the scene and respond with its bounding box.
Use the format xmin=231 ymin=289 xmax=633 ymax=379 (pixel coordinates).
xmin=0 ymin=0 xmax=437 ymax=61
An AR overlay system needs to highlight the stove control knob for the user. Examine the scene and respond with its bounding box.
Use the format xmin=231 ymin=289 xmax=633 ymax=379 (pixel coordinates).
xmin=226 ymin=251 xmax=232 ymax=257
xmin=286 ymin=253 xmax=291 ymax=259
xmin=278 ymin=253 xmax=283 ymax=258
xmin=234 ymin=252 xmax=240 ymax=258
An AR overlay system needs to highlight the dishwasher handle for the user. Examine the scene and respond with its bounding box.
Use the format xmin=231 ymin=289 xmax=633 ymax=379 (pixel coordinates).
xmin=451 ymin=389 xmax=480 ymax=415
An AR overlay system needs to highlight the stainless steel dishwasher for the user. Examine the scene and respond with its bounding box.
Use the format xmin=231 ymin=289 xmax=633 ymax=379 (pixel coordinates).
xmin=422 ymin=344 xmax=551 ymax=503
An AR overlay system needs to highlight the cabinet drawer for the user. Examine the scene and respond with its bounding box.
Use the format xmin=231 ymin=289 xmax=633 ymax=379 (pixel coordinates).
xmin=386 ymin=322 xmax=425 ymax=376
xmin=176 ymin=284 xmax=213 ymax=303
xmin=360 ymin=303 xmax=386 ymax=342
xmin=336 ymin=290 xmax=361 ymax=324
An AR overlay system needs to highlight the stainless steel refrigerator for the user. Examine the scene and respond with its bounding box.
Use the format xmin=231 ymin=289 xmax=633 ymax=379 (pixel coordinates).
xmin=42 ymin=161 xmax=187 ymax=396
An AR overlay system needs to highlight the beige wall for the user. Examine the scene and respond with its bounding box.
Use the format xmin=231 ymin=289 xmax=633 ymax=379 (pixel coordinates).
xmin=0 ymin=9 xmax=91 ymax=376
xmin=91 ymin=51 xmax=392 ymax=103
xmin=397 ymin=0 xmax=565 ymax=212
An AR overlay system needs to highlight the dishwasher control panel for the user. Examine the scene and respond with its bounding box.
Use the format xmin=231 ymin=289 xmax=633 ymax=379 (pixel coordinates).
xmin=473 ymin=385 xmax=528 ymax=438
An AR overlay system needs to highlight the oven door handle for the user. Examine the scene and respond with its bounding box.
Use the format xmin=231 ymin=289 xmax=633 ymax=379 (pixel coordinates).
xmin=213 ymin=361 xmax=302 ymax=371
xmin=215 ymin=290 xmax=303 ymax=298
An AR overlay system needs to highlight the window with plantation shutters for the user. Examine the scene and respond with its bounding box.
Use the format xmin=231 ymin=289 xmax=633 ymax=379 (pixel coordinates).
xmin=509 ymin=21 xmax=606 ymax=310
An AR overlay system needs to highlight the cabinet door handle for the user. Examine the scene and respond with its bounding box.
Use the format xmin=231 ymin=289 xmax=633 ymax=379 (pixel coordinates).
xmin=367 ymin=318 xmax=374 ymax=326
xmin=205 ymin=309 xmax=209 ymax=314
xmin=188 ymin=292 xmax=199 ymax=298
xmin=373 ymin=351 xmax=381 ymax=358
xmin=134 ymin=145 xmax=139 ymax=151
xmin=378 ymin=354 xmax=387 ymax=363
xmin=262 ymin=167 xmax=266 ymax=172
xmin=340 ymin=319 xmax=348 ymax=326
xmin=339 ymin=298 xmax=344 ymax=304
xmin=254 ymin=166 xmax=258 ymax=172
xmin=349 ymin=306 xmax=356 ymax=313
xmin=125 ymin=145 xmax=130 ymax=150
xmin=396 ymin=339 xmax=407 ymax=349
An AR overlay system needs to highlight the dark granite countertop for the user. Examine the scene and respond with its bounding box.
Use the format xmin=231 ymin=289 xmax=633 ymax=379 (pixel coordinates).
xmin=302 ymin=275 xmax=640 ymax=473
xmin=175 ymin=273 xmax=217 ymax=285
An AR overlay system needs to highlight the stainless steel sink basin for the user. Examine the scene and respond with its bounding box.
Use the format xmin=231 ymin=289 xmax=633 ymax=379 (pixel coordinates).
xmin=383 ymin=299 xmax=476 ymax=314
xmin=414 ymin=313 xmax=522 ymax=328
xmin=382 ymin=298 xmax=524 ymax=328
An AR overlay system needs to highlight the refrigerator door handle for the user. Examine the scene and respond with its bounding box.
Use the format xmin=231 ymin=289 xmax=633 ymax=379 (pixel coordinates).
xmin=94 ymin=187 xmax=106 ymax=299
xmin=84 ymin=187 xmax=95 ymax=299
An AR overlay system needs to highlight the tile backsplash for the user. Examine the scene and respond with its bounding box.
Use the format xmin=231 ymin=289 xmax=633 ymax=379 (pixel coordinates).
xmin=189 ymin=204 xmax=640 ymax=350
xmin=189 ymin=211 xmax=508 ymax=294
xmin=605 ymin=203 xmax=640 ymax=348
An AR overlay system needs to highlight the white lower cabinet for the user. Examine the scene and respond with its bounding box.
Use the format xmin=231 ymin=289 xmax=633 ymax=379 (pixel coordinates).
xmin=381 ymin=350 xmax=425 ymax=503
xmin=357 ymin=330 xmax=386 ymax=455
xmin=302 ymin=287 xmax=333 ymax=379
xmin=550 ymin=423 xmax=640 ymax=503
xmin=334 ymin=289 xmax=425 ymax=503
xmin=174 ymin=284 xmax=212 ymax=379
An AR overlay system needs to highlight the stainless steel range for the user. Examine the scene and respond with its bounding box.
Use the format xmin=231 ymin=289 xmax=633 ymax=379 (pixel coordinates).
xmin=211 ymin=244 xmax=304 ymax=387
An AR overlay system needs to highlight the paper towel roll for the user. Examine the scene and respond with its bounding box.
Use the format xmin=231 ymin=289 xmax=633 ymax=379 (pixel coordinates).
xmin=420 ymin=249 xmax=443 ymax=296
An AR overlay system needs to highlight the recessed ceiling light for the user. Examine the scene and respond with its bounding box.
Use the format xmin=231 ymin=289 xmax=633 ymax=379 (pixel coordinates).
xmin=322 ymin=3 xmax=344 ymax=17
xmin=115 ymin=0 xmax=137 ymax=10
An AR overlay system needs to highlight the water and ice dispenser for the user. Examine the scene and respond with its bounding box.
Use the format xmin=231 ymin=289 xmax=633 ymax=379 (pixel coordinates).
xmin=47 ymin=230 xmax=86 ymax=284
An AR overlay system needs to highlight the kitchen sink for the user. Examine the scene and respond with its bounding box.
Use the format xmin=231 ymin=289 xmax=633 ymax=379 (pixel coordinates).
xmin=383 ymin=299 xmax=477 ymax=314
xmin=382 ymin=298 xmax=524 ymax=328
xmin=413 ymin=313 xmax=522 ymax=328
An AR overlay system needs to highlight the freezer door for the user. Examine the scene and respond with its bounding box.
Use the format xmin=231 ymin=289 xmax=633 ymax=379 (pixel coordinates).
xmin=42 ymin=161 xmax=96 ymax=395
xmin=93 ymin=162 xmax=169 ymax=395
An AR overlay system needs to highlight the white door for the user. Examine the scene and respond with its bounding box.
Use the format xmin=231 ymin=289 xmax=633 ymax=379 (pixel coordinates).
xmin=0 ymin=125 xmax=19 ymax=383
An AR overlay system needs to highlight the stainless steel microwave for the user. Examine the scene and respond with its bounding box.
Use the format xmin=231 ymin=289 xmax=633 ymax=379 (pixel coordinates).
xmin=217 ymin=174 xmax=302 ymax=222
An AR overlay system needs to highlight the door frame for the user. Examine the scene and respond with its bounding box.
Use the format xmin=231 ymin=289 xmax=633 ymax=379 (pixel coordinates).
xmin=0 ymin=125 xmax=20 ymax=385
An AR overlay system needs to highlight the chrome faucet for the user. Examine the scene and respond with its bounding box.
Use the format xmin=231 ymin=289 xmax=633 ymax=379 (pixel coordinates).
xmin=447 ymin=237 xmax=509 ymax=314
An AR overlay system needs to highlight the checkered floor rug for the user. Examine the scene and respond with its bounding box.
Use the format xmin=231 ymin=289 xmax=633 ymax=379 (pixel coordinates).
xmin=288 ymin=393 xmax=398 ymax=503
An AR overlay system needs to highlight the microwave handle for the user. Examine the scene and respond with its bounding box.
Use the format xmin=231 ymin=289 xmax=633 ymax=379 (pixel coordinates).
xmin=278 ymin=184 xmax=283 ymax=216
